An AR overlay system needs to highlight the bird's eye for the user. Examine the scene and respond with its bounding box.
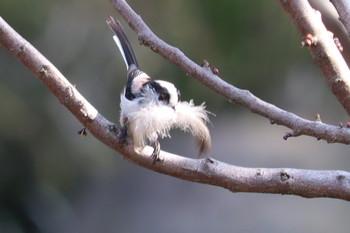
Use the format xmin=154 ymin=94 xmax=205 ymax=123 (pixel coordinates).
xmin=159 ymin=93 xmax=165 ymax=100
xmin=158 ymin=93 xmax=169 ymax=102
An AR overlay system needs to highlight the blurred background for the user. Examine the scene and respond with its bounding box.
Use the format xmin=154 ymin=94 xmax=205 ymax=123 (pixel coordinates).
xmin=1 ymin=0 xmax=350 ymax=232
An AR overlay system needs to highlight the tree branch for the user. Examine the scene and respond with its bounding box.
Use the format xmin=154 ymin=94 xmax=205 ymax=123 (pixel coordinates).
xmin=331 ymin=0 xmax=350 ymax=37
xmin=1 ymin=15 xmax=350 ymax=201
xmin=109 ymin=0 xmax=350 ymax=144
xmin=279 ymin=0 xmax=350 ymax=116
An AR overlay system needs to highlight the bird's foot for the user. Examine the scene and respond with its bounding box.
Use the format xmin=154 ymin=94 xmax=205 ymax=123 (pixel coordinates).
xmin=118 ymin=126 xmax=128 ymax=146
xmin=150 ymin=141 xmax=161 ymax=164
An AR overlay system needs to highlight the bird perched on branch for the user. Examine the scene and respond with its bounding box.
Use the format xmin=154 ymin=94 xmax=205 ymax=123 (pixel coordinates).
xmin=106 ymin=16 xmax=212 ymax=163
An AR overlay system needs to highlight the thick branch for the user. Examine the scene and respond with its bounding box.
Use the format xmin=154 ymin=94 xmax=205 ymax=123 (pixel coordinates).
xmin=331 ymin=0 xmax=350 ymax=37
xmin=279 ymin=0 xmax=350 ymax=116
xmin=109 ymin=0 xmax=350 ymax=144
xmin=1 ymin=16 xmax=350 ymax=201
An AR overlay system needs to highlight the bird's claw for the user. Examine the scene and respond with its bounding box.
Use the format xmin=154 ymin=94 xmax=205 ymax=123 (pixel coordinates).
xmin=118 ymin=126 xmax=128 ymax=146
xmin=151 ymin=141 xmax=161 ymax=164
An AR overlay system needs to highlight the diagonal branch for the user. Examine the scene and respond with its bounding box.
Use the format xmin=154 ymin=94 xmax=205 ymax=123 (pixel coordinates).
xmin=110 ymin=0 xmax=350 ymax=144
xmin=279 ymin=0 xmax=350 ymax=116
xmin=1 ymin=15 xmax=350 ymax=201
xmin=331 ymin=0 xmax=350 ymax=37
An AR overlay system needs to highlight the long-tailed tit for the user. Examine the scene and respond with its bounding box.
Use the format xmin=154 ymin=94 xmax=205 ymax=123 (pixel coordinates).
xmin=106 ymin=16 xmax=211 ymax=163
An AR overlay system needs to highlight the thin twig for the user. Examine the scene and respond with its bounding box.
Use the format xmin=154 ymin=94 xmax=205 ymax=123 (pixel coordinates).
xmin=1 ymin=15 xmax=350 ymax=201
xmin=109 ymin=0 xmax=350 ymax=144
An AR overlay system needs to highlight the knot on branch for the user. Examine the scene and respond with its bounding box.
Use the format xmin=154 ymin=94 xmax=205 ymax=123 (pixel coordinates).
xmin=335 ymin=174 xmax=349 ymax=188
xmin=280 ymin=171 xmax=292 ymax=183
xmin=256 ymin=169 xmax=263 ymax=177
xmin=201 ymin=59 xmax=219 ymax=74
xmin=315 ymin=113 xmax=322 ymax=122
xmin=39 ymin=65 xmax=49 ymax=77
xmin=283 ymin=132 xmax=294 ymax=140
xmin=301 ymin=34 xmax=317 ymax=47
xmin=139 ymin=37 xmax=158 ymax=52
xmin=327 ymin=30 xmax=343 ymax=52
xmin=336 ymin=174 xmax=346 ymax=182
xmin=333 ymin=37 xmax=343 ymax=52
xmin=16 ymin=44 xmax=26 ymax=56
xmin=205 ymin=157 xmax=215 ymax=164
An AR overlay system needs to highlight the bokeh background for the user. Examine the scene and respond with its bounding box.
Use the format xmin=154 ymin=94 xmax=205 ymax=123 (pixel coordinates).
xmin=1 ymin=0 xmax=350 ymax=232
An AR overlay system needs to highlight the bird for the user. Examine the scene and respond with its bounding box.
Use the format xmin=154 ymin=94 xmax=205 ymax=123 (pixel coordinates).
xmin=106 ymin=16 xmax=212 ymax=163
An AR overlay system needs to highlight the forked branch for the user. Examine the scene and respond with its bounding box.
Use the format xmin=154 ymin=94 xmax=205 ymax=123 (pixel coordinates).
xmin=1 ymin=11 xmax=350 ymax=201
xmin=279 ymin=0 xmax=350 ymax=115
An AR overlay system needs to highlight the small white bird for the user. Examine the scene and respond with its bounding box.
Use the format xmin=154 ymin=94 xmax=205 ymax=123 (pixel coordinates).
xmin=106 ymin=16 xmax=212 ymax=163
